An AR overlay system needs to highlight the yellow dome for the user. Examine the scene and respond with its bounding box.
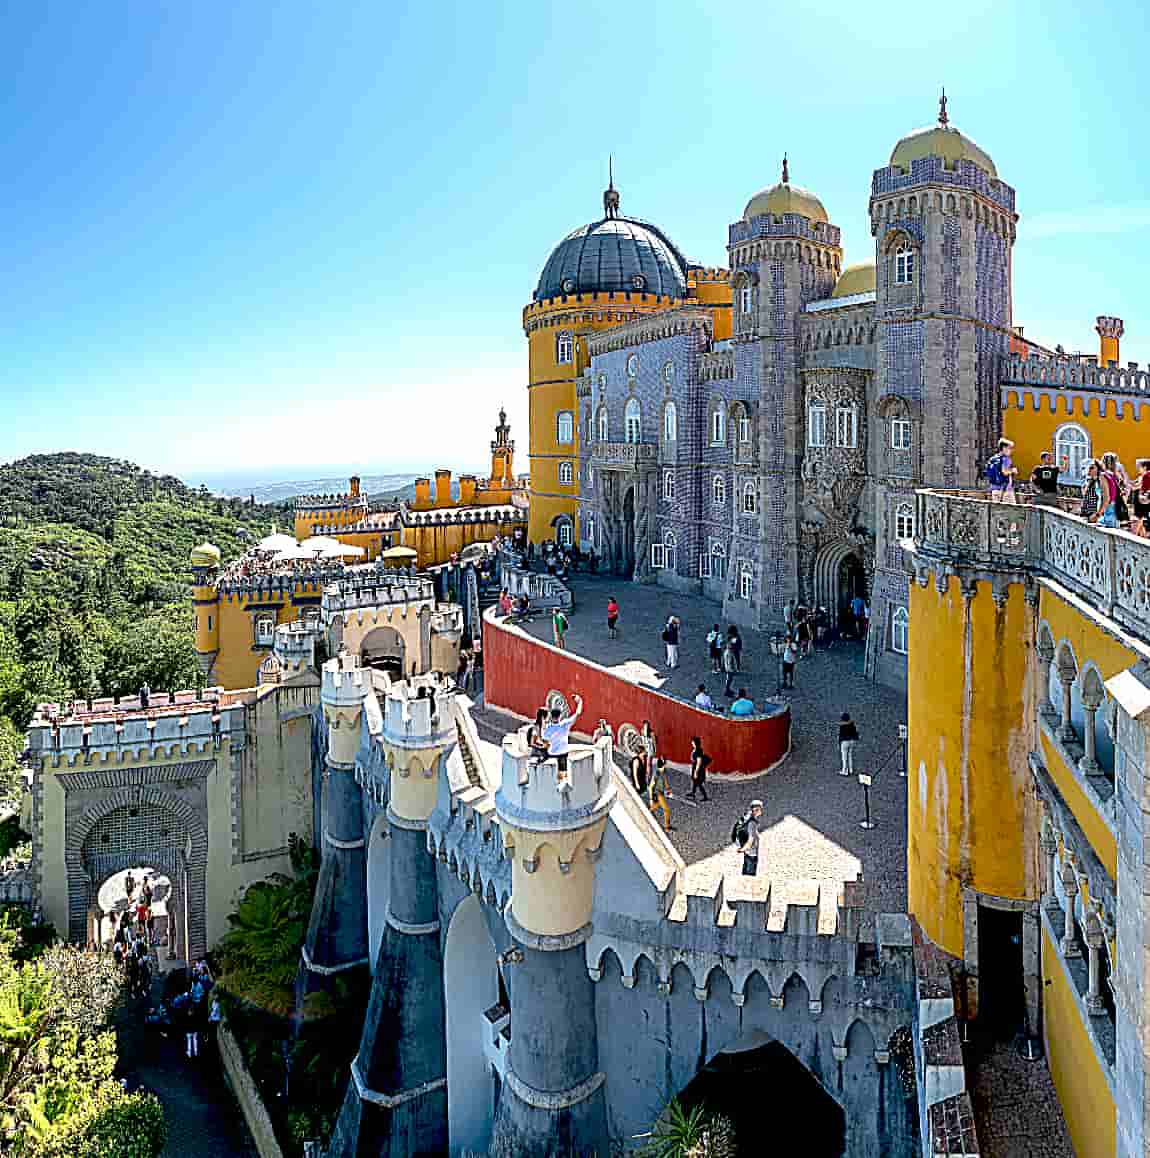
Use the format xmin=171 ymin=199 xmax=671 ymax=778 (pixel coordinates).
xmin=743 ymin=157 xmax=827 ymax=224
xmin=831 ymin=262 xmax=876 ymax=298
xmin=890 ymin=95 xmax=996 ymax=177
xmin=190 ymin=542 xmax=221 ymax=568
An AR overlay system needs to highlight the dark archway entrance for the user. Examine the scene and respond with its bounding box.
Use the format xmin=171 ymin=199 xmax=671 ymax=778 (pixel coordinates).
xmin=360 ymin=625 xmax=405 ymax=677
xmin=977 ymin=905 xmax=1025 ymax=1038
xmin=838 ymin=553 xmax=866 ymax=628
xmin=676 ymin=1036 xmax=846 ymax=1155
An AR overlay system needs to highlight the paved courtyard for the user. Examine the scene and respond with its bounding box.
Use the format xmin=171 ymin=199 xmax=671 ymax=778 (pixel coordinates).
xmin=483 ymin=571 xmax=910 ymax=916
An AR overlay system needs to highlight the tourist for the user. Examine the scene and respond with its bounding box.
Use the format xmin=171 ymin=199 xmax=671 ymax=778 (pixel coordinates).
xmin=541 ymin=694 xmax=583 ymax=773
xmin=839 ymin=712 xmax=860 ymax=777
xmin=783 ymin=601 xmax=794 ymax=637
xmin=141 ymin=875 xmax=153 ymax=907
xmin=727 ymin=625 xmax=743 ymax=671
xmin=706 ymin=623 xmax=723 ymax=673
xmin=139 ymin=683 xmax=150 ymax=710
xmin=662 ymin=616 xmax=680 ymax=669
xmin=456 ymin=648 xmax=471 ymax=690
xmin=592 ymin=719 xmax=613 ymax=751
xmin=498 ymin=588 xmax=513 ymax=616
xmin=722 ymin=637 xmax=738 ymax=696
xmin=1097 ymin=453 xmax=1123 ymax=528
xmin=552 ymin=607 xmax=569 ymax=649
xmin=648 ymin=757 xmax=672 ymax=832
xmin=733 ymin=800 xmax=764 ymax=876
xmin=1132 ymin=460 xmax=1150 ymax=537
xmin=730 ymin=688 xmax=755 ymax=717
xmin=849 ymin=593 xmax=866 ymax=640
xmin=1080 ymin=459 xmax=1102 ymax=521
xmin=694 ymin=684 xmax=714 ymax=711
xmin=526 ymin=708 xmax=550 ymax=763
xmin=125 ymin=870 xmax=136 ymax=899
xmin=207 ymin=996 xmax=222 ymax=1046
xmin=795 ymin=608 xmax=812 ymax=658
xmin=986 ymin=437 xmax=1019 ymax=504
xmin=630 ymin=748 xmax=649 ymax=796
xmin=1030 ymin=451 xmax=1060 ymax=506
xmin=606 ymin=596 xmax=620 ymax=639
xmin=640 ymin=720 xmax=657 ymax=768
xmin=687 ymin=737 xmax=711 ymax=803
xmin=514 ymin=593 xmax=532 ymax=623
xmin=782 ymin=637 xmax=797 ymax=689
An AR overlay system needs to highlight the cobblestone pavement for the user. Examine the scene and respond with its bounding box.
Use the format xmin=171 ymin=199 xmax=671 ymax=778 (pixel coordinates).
xmin=483 ymin=572 xmax=910 ymax=915
xmin=966 ymin=1032 xmax=1074 ymax=1158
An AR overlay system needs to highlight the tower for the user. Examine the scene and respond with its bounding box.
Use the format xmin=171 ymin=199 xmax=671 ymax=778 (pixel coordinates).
xmin=488 ymin=732 xmax=615 ymax=1155
xmin=727 ymin=157 xmax=842 ymax=623
xmin=525 ymin=174 xmax=689 ymax=547
xmin=1096 ymin=315 xmax=1124 ymax=366
xmin=190 ymin=542 xmax=221 ymax=683
xmin=489 ymin=407 xmax=515 ymax=487
xmin=867 ymin=92 xmax=1016 ymax=685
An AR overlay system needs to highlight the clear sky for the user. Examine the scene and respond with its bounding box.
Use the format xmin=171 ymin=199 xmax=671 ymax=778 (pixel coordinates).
xmin=3 ymin=1 xmax=1148 ymax=481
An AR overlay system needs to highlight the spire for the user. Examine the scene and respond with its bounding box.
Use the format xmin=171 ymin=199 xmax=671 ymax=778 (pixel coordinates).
xmin=938 ymin=87 xmax=949 ymax=127
xmin=781 ymin=153 xmax=789 ymax=184
xmin=603 ymin=155 xmax=620 ymax=219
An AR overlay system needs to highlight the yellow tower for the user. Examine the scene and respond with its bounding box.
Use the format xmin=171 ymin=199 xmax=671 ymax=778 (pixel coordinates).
xmin=489 ymin=406 xmax=514 ymax=488
xmin=524 ymin=173 xmax=693 ymax=545
xmin=1095 ymin=315 xmax=1123 ymax=367
xmin=190 ymin=542 xmax=221 ymax=681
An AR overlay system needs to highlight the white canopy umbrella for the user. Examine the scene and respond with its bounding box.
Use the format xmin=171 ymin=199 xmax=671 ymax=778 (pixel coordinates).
xmin=257 ymin=533 xmax=300 ymax=554
xmin=299 ymin=536 xmax=365 ymax=559
xmin=272 ymin=544 xmax=312 ymax=561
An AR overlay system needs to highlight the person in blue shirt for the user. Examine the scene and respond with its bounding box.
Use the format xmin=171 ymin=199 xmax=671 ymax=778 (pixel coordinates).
xmin=730 ymin=689 xmax=755 ymax=717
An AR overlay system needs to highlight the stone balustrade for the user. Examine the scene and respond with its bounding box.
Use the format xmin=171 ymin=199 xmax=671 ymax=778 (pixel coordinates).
xmin=590 ymin=441 xmax=658 ymax=469
xmin=913 ymin=490 xmax=1150 ymax=641
xmin=1001 ymin=352 xmax=1150 ymax=394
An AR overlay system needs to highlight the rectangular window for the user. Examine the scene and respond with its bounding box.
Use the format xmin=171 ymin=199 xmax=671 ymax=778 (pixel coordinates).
xmin=890 ymin=419 xmax=911 ymax=451
xmin=651 ymin=543 xmax=666 ymax=569
xmin=808 ymin=405 xmax=827 ymax=448
xmin=739 ymin=567 xmax=753 ymax=600
xmin=699 ymin=552 xmax=712 ymax=578
xmin=740 ymin=286 xmax=753 ymax=314
xmin=835 ymin=406 xmax=857 ymax=449
xmin=557 ymin=411 xmax=574 ymax=444
xmin=711 ymin=410 xmax=725 ymax=445
xmin=256 ymin=618 xmax=275 ymax=645
xmin=739 ymin=418 xmax=751 ymax=444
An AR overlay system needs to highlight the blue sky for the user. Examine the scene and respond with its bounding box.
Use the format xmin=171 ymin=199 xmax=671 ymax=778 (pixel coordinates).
xmin=3 ymin=1 xmax=1148 ymax=481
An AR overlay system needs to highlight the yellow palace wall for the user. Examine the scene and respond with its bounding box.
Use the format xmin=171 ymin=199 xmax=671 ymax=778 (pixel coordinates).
xmin=1001 ymin=387 xmax=1150 ymax=476
xmin=907 ymin=573 xmax=1038 ymax=959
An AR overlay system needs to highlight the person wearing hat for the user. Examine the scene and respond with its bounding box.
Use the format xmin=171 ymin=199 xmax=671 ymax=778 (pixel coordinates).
xmin=733 ymin=800 xmax=764 ymax=876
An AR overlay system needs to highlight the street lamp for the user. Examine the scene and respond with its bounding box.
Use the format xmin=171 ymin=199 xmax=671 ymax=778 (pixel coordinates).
xmin=898 ymin=724 xmax=908 ymax=777
xmin=858 ymin=772 xmax=876 ymax=830
xmin=768 ymin=632 xmax=787 ymax=697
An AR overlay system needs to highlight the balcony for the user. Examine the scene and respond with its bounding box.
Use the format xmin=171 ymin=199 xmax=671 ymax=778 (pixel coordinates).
xmin=912 ymin=490 xmax=1150 ymax=643
xmin=590 ymin=441 xmax=657 ymax=469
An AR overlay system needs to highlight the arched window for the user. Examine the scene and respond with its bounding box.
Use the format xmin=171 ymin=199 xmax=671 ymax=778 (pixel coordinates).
xmin=739 ymin=563 xmax=754 ymax=601
xmin=597 ymin=407 xmax=609 ymax=442
xmin=662 ymin=469 xmax=675 ymax=501
xmin=895 ymin=502 xmax=915 ymax=539
xmin=1055 ymin=423 xmax=1091 ymax=483
xmin=556 ymin=519 xmax=573 ymax=547
xmin=624 ymin=398 xmax=642 ymax=443
xmin=585 ymin=409 xmax=593 ymax=443
xmin=558 ymin=461 xmax=573 ymax=486
xmin=704 ymin=539 xmax=727 ymax=580
xmin=663 ymin=401 xmax=678 ymax=442
xmin=557 ymin=411 xmax=574 ymax=444
xmin=556 ymin=331 xmax=574 ymax=364
xmin=585 ymin=513 xmax=596 ymax=547
xmin=742 ymin=481 xmax=756 ymax=514
xmin=664 ymin=530 xmax=677 ymax=572
xmin=711 ymin=405 xmax=726 ymax=446
xmin=712 ymin=475 xmax=726 ymax=507
xmin=892 ymin=606 xmax=909 ymax=655
xmin=894 ymin=245 xmax=915 ymax=286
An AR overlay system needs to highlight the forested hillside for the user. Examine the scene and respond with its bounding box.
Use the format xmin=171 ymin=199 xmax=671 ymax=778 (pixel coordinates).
xmin=0 ymin=453 xmax=289 ymax=805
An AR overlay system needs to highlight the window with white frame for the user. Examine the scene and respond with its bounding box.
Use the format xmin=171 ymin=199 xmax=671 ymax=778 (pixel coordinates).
xmin=558 ymin=461 xmax=573 ymax=485
xmin=895 ymin=502 xmax=915 ymax=539
xmin=624 ymin=398 xmax=642 ymax=443
xmin=663 ymin=531 xmax=677 ymax=572
xmin=664 ymin=401 xmax=678 ymax=442
xmin=557 ymin=521 xmax=573 ymax=547
xmin=892 ymin=606 xmax=909 ymax=654
xmin=651 ymin=541 xmax=666 ymax=569
xmin=712 ymin=474 xmax=726 ymax=507
xmin=739 ymin=417 xmax=751 ymax=444
xmin=663 ymin=361 xmax=675 ymax=385
xmin=662 ymin=469 xmax=675 ymax=501
xmin=699 ymin=551 xmax=712 ymax=578
xmin=1055 ymin=423 xmax=1090 ymax=484
xmin=585 ymin=513 xmax=596 ymax=546
xmin=835 ymin=406 xmax=858 ymax=449
xmin=739 ymin=564 xmax=753 ymax=601
xmin=711 ymin=406 xmax=726 ymax=445
xmin=557 ymin=331 xmax=574 ymax=364
xmin=894 ymin=245 xmax=915 ymax=286
xmin=710 ymin=539 xmax=727 ymax=580
xmin=808 ymin=405 xmax=827 ymax=448
xmin=256 ymin=616 xmax=275 ymax=646
xmin=742 ymin=481 xmax=756 ymax=515
xmin=891 ymin=418 xmax=912 ymax=450
xmin=557 ymin=410 xmax=574 ymax=444
xmin=598 ymin=407 xmax=609 ymax=442
xmin=740 ymin=285 xmax=753 ymax=314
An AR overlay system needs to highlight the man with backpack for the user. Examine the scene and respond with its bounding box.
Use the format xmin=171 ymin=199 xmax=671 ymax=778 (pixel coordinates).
xmin=732 ymin=800 xmax=764 ymax=876
xmin=552 ymin=607 xmax=569 ymax=649
xmin=986 ymin=437 xmax=1019 ymax=504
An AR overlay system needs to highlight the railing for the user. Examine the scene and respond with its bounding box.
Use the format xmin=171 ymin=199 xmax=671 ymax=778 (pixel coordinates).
xmin=914 ymin=490 xmax=1150 ymax=641
xmin=590 ymin=441 xmax=657 ymax=468
xmin=1000 ymin=352 xmax=1150 ymax=394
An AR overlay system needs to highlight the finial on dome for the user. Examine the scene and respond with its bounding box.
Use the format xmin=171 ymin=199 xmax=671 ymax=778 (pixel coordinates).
xmin=781 ymin=153 xmax=789 ymax=184
xmin=603 ymin=155 xmax=620 ymax=219
xmin=938 ymin=87 xmax=949 ymax=127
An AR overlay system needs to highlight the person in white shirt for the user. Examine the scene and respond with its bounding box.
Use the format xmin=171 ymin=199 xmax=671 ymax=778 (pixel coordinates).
xmin=541 ymin=694 xmax=583 ymax=772
xmin=694 ymin=684 xmax=714 ymax=711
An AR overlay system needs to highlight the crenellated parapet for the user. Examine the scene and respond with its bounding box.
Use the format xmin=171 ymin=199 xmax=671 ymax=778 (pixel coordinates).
xmin=1000 ymin=351 xmax=1150 ymax=394
xmin=378 ymin=674 xmax=456 ymax=826
xmin=585 ymin=307 xmax=712 ymax=357
xmin=321 ymin=653 xmax=369 ymax=767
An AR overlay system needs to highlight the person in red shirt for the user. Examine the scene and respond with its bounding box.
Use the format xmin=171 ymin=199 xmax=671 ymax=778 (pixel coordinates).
xmin=606 ymin=596 xmax=620 ymax=639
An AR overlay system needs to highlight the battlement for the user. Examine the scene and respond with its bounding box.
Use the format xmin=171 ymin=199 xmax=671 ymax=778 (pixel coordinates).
xmin=381 ymin=673 xmax=456 ymax=746
xmin=524 ymin=288 xmax=684 ymax=320
xmin=495 ymin=730 xmax=615 ymax=831
xmin=214 ymin=562 xmax=346 ymax=598
xmin=321 ymin=652 xmax=369 ymax=706
xmin=321 ymin=573 xmax=435 ymax=615
xmin=728 ymin=213 xmax=842 ymax=249
xmin=687 ymin=266 xmax=731 ymax=284
xmin=699 ymin=347 xmax=734 ymax=382
xmin=404 ymin=504 xmax=524 ymax=527
xmin=870 ymin=153 xmax=1016 ymax=212
xmin=586 ymin=307 xmax=712 ymax=358
xmin=1001 ymin=351 xmax=1150 ymax=393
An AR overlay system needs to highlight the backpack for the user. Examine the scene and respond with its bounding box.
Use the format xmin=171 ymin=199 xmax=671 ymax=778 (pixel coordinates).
xmin=984 ymin=453 xmax=1006 ymax=487
xmin=661 ymin=627 xmax=671 ymax=643
xmin=731 ymin=811 xmax=751 ymax=848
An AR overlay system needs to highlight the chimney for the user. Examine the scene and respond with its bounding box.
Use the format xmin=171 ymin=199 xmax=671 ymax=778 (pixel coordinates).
xmin=349 ymin=475 xmax=361 ymax=498
xmin=1096 ymin=316 xmax=1124 ymax=367
xmin=414 ymin=478 xmax=431 ymax=509
xmin=435 ymin=469 xmax=452 ymax=507
xmin=459 ymin=475 xmax=477 ymax=506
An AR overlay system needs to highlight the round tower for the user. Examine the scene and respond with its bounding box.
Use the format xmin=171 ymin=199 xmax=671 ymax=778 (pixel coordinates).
xmin=525 ymin=173 xmax=688 ymax=547
xmin=190 ymin=542 xmax=221 ymax=682
xmin=489 ymin=732 xmax=616 ymax=1155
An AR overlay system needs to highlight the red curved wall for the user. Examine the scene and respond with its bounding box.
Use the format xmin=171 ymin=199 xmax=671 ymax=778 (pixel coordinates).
xmin=482 ymin=611 xmax=790 ymax=778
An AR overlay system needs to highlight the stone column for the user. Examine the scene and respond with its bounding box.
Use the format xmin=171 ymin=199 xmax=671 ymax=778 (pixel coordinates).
xmin=1085 ymin=912 xmax=1107 ymax=1016
xmin=300 ymin=654 xmax=370 ymax=989
xmin=1036 ymin=636 xmax=1054 ymax=714
xmin=1058 ymin=671 xmax=1077 ymax=744
xmin=1079 ymin=682 xmax=1104 ymax=776
xmin=1040 ymin=820 xmax=1059 ymax=912
xmin=489 ymin=735 xmax=616 ymax=1157
xmin=328 ymin=677 xmax=451 ymax=1157
xmin=1060 ymin=861 xmax=1081 ymax=958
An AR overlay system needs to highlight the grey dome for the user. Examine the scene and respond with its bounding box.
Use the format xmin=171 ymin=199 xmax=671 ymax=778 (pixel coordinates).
xmin=535 ymin=215 xmax=689 ymax=301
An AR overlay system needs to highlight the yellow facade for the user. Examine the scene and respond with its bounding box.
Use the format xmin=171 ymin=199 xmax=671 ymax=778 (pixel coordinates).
xmin=907 ymin=574 xmax=1038 ymax=958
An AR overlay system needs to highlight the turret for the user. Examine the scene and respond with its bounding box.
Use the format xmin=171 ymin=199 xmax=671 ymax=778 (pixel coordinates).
xmin=272 ymin=619 xmax=320 ymax=679
xmin=190 ymin=543 xmax=221 ymax=682
xmin=489 ymin=732 xmax=615 ymax=1155
xmin=1096 ymin=315 xmax=1124 ymax=367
